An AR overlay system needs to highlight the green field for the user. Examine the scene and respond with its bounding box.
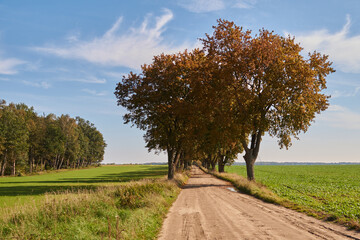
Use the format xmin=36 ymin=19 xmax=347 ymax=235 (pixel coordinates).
xmin=0 ymin=165 xmax=181 ymax=239
xmin=0 ymin=165 xmax=167 ymax=208
xmin=226 ymin=165 xmax=360 ymax=224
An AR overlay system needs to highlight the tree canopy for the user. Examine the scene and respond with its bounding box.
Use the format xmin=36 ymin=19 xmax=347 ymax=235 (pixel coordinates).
xmin=115 ymin=19 xmax=334 ymax=180
xmin=0 ymin=100 xmax=106 ymax=176
xmin=202 ymin=19 xmax=334 ymax=180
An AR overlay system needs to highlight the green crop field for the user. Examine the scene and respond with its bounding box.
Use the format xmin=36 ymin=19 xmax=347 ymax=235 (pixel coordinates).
xmin=0 ymin=165 xmax=167 ymax=209
xmin=226 ymin=165 xmax=360 ymax=225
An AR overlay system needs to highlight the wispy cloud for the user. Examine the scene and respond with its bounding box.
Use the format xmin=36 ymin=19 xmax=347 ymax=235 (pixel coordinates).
xmin=66 ymin=31 xmax=81 ymax=43
xmin=292 ymin=15 xmax=360 ymax=73
xmin=331 ymin=87 xmax=360 ymax=98
xmin=177 ymin=0 xmax=256 ymax=13
xmin=33 ymin=9 xmax=194 ymax=70
xmin=82 ymin=88 xmax=107 ymax=96
xmin=103 ymin=71 xmax=126 ymax=79
xmin=232 ymin=0 xmax=257 ymax=9
xmin=178 ymin=0 xmax=225 ymax=12
xmin=0 ymin=57 xmax=26 ymax=75
xmin=62 ymin=76 xmax=107 ymax=84
xmin=22 ymin=80 xmax=51 ymax=89
xmin=319 ymin=105 xmax=360 ymax=130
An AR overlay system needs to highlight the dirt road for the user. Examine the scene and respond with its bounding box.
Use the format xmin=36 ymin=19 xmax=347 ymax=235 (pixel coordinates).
xmin=158 ymin=167 xmax=360 ymax=240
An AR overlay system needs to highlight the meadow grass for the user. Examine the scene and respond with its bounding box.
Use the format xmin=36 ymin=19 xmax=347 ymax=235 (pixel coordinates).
xmin=0 ymin=165 xmax=187 ymax=239
xmin=0 ymin=179 xmax=181 ymax=239
xmin=0 ymin=165 xmax=167 ymax=209
xmin=225 ymin=165 xmax=360 ymax=229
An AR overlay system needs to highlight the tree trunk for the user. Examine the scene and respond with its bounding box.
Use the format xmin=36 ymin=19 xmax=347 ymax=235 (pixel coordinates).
xmin=174 ymin=151 xmax=181 ymax=171
xmin=1 ymin=164 xmax=5 ymax=176
xmin=12 ymin=158 xmax=16 ymax=176
xmin=29 ymin=155 xmax=34 ymax=174
xmin=1 ymin=153 xmax=7 ymax=176
xmin=241 ymin=130 xmax=263 ymax=181
xmin=218 ymin=163 xmax=225 ymax=172
xmin=243 ymin=152 xmax=256 ymax=181
xmin=40 ymin=158 xmax=44 ymax=171
xmin=184 ymin=160 xmax=189 ymax=169
xmin=218 ymin=156 xmax=225 ymax=172
xmin=58 ymin=156 xmax=65 ymax=169
xmin=210 ymin=161 xmax=216 ymax=171
xmin=167 ymin=149 xmax=181 ymax=180
xmin=176 ymin=157 xmax=183 ymax=171
xmin=53 ymin=155 xmax=57 ymax=169
xmin=29 ymin=158 xmax=32 ymax=173
xmin=43 ymin=160 xmax=47 ymax=171
xmin=167 ymin=149 xmax=175 ymax=180
xmin=1 ymin=162 xmax=6 ymax=176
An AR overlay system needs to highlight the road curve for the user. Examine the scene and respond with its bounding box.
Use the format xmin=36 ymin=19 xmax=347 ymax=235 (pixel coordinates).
xmin=158 ymin=166 xmax=360 ymax=240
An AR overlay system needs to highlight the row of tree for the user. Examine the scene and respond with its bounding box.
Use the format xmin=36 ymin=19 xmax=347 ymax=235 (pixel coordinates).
xmin=0 ymin=99 xmax=106 ymax=176
xmin=115 ymin=19 xmax=334 ymax=180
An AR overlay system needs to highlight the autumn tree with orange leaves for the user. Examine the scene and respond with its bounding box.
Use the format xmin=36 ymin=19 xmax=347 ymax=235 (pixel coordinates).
xmin=202 ymin=20 xmax=334 ymax=180
xmin=115 ymin=19 xmax=334 ymax=180
xmin=115 ymin=50 xmax=208 ymax=179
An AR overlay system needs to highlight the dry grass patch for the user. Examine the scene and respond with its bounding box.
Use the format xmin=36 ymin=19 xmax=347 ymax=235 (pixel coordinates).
xmin=209 ymin=170 xmax=282 ymax=204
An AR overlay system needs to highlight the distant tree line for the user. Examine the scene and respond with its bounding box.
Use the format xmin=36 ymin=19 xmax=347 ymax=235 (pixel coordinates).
xmin=115 ymin=20 xmax=334 ymax=180
xmin=0 ymin=99 xmax=106 ymax=176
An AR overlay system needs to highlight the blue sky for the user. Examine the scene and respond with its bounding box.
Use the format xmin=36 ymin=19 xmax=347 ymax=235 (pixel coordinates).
xmin=1 ymin=0 xmax=360 ymax=163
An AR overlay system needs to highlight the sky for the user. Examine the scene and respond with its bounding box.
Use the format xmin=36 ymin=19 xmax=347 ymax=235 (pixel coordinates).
xmin=1 ymin=0 xmax=360 ymax=164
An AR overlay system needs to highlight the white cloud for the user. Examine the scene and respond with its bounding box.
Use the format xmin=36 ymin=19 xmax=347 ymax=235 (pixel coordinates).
xmin=319 ymin=105 xmax=360 ymax=130
xmin=63 ymin=76 xmax=107 ymax=84
xmin=0 ymin=57 xmax=26 ymax=75
xmin=82 ymin=88 xmax=107 ymax=96
xmin=66 ymin=31 xmax=81 ymax=43
xmin=33 ymin=9 xmax=193 ymax=70
xmin=331 ymin=87 xmax=360 ymax=98
xmin=103 ymin=71 xmax=126 ymax=79
xmin=293 ymin=15 xmax=360 ymax=73
xmin=23 ymin=80 xmax=51 ymax=89
xmin=233 ymin=0 xmax=257 ymax=9
xmin=178 ymin=0 xmax=225 ymax=13
xmin=177 ymin=0 xmax=256 ymax=12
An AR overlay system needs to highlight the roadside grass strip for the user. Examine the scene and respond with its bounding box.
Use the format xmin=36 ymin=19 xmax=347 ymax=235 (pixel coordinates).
xmin=0 ymin=178 xmax=181 ymax=240
xmin=0 ymin=166 xmax=190 ymax=239
xmin=0 ymin=165 xmax=168 ymax=209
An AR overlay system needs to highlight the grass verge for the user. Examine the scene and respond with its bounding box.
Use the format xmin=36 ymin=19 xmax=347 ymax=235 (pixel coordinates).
xmin=0 ymin=165 xmax=168 ymax=209
xmin=0 ymin=175 xmax=187 ymax=240
xmin=199 ymin=166 xmax=282 ymax=204
xmin=200 ymin=166 xmax=360 ymax=231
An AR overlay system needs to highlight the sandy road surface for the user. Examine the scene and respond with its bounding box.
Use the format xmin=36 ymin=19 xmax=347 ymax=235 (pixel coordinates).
xmin=158 ymin=166 xmax=360 ymax=240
